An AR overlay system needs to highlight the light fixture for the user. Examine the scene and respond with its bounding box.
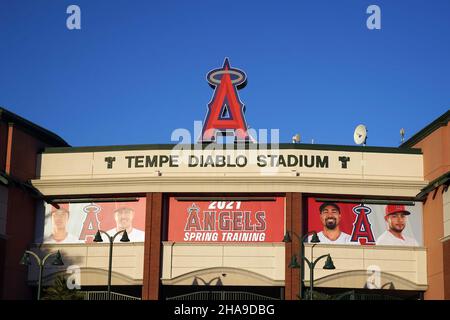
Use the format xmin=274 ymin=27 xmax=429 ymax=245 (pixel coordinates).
xmin=288 ymin=255 xmax=300 ymax=268
xmin=51 ymin=251 xmax=64 ymax=266
xmin=120 ymin=230 xmax=130 ymax=242
xmin=20 ymin=252 xmax=31 ymax=266
xmin=92 ymin=229 xmax=131 ymax=299
xmin=323 ymin=255 xmax=336 ymax=270
xmin=93 ymin=231 xmax=103 ymax=242
xmin=19 ymin=250 xmax=64 ymax=300
xmin=283 ymin=232 xmax=292 ymax=243
xmin=310 ymin=232 xmax=320 ymax=243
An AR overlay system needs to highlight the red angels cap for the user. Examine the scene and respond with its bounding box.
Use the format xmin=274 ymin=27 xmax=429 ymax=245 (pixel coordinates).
xmin=385 ymin=204 xmax=411 ymax=217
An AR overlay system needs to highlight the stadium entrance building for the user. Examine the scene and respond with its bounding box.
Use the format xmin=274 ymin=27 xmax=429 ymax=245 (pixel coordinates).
xmin=0 ymin=61 xmax=448 ymax=300
xmin=28 ymin=141 xmax=429 ymax=300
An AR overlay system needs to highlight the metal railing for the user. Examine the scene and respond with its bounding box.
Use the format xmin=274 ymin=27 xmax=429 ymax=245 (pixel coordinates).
xmin=166 ymin=291 xmax=279 ymax=301
xmin=82 ymin=291 xmax=141 ymax=300
xmin=333 ymin=290 xmax=402 ymax=300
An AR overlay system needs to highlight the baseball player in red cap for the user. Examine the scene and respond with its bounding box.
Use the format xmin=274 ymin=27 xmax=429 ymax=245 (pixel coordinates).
xmin=105 ymin=206 xmax=145 ymax=242
xmin=376 ymin=204 xmax=418 ymax=246
xmin=44 ymin=204 xmax=81 ymax=243
xmin=309 ymin=202 xmax=351 ymax=244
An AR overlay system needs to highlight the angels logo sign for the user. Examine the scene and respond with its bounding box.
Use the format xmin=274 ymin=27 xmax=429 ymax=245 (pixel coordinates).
xmin=350 ymin=204 xmax=375 ymax=244
xmin=200 ymin=58 xmax=250 ymax=142
xmin=168 ymin=197 xmax=285 ymax=242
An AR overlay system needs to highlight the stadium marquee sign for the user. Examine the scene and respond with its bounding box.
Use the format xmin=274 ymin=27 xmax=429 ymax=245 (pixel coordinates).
xmin=104 ymin=153 xmax=352 ymax=170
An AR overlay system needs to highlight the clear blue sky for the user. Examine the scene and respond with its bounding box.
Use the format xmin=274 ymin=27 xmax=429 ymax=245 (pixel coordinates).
xmin=0 ymin=0 xmax=449 ymax=147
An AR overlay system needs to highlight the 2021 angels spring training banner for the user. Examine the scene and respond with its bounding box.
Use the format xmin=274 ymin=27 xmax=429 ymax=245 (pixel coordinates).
xmin=307 ymin=198 xmax=423 ymax=246
xmin=36 ymin=198 xmax=146 ymax=244
xmin=168 ymin=197 xmax=285 ymax=242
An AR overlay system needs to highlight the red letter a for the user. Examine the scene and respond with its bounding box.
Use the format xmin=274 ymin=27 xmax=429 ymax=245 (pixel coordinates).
xmin=350 ymin=205 xmax=375 ymax=244
xmin=79 ymin=206 xmax=100 ymax=242
xmin=201 ymin=59 xmax=249 ymax=142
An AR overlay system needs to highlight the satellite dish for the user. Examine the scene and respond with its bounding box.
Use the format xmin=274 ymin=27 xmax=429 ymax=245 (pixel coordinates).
xmin=353 ymin=124 xmax=367 ymax=145
xmin=292 ymin=134 xmax=301 ymax=144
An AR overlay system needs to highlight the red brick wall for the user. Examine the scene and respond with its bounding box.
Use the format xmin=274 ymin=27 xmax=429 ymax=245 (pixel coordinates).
xmin=414 ymin=125 xmax=450 ymax=182
xmin=0 ymin=124 xmax=50 ymax=299
xmin=413 ymin=124 xmax=449 ymax=299
xmin=422 ymin=187 xmax=445 ymax=300
xmin=0 ymin=121 xmax=7 ymax=296
xmin=0 ymin=237 xmax=5 ymax=296
xmin=9 ymin=125 xmax=46 ymax=180
xmin=2 ymin=188 xmax=36 ymax=299
xmin=0 ymin=122 xmax=8 ymax=171
xmin=444 ymin=239 xmax=450 ymax=300
xmin=284 ymin=193 xmax=302 ymax=300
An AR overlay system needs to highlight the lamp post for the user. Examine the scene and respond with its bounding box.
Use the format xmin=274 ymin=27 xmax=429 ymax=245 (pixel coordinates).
xmin=93 ymin=229 xmax=130 ymax=300
xmin=283 ymin=231 xmax=335 ymax=300
xmin=20 ymin=250 xmax=64 ymax=300
xmin=303 ymin=253 xmax=335 ymax=300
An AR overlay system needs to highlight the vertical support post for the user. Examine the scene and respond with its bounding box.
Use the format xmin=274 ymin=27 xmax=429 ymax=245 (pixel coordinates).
xmin=310 ymin=263 xmax=314 ymax=300
xmin=37 ymin=263 xmax=43 ymax=300
xmin=108 ymin=239 xmax=114 ymax=300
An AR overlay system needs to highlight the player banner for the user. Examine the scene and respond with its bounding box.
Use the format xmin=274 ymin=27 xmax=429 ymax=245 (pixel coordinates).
xmin=168 ymin=197 xmax=285 ymax=242
xmin=35 ymin=198 xmax=146 ymax=244
xmin=307 ymin=198 xmax=423 ymax=246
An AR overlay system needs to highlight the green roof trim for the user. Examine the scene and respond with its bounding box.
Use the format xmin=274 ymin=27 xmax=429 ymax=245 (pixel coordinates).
xmin=416 ymin=171 xmax=450 ymax=200
xmin=401 ymin=110 xmax=450 ymax=148
xmin=0 ymin=107 xmax=69 ymax=147
xmin=0 ymin=170 xmax=42 ymax=197
xmin=43 ymin=143 xmax=422 ymax=154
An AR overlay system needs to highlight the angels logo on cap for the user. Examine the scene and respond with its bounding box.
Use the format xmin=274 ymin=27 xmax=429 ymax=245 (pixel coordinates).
xmin=385 ymin=204 xmax=411 ymax=217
